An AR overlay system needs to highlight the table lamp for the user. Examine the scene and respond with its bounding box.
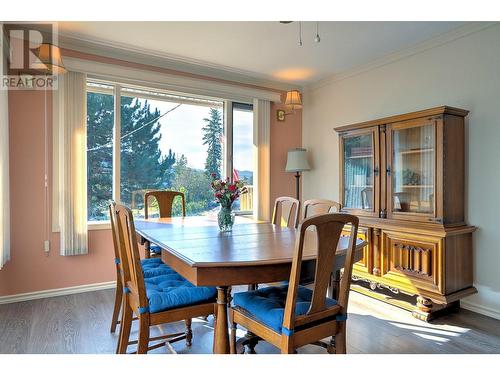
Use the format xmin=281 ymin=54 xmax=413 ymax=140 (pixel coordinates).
xmin=285 ymin=148 xmax=311 ymax=200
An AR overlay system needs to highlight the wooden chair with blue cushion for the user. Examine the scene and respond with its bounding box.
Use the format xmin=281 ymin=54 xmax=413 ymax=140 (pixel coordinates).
xmin=143 ymin=190 xmax=186 ymax=258
xmin=109 ymin=202 xmax=177 ymax=336
xmin=112 ymin=203 xmax=216 ymax=354
xmin=229 ymin=213 xmax=359 ymax=354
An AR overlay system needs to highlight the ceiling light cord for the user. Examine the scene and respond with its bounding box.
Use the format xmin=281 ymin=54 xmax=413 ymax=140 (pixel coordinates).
xmin=298 ymin=22 xmax=303 ymax=46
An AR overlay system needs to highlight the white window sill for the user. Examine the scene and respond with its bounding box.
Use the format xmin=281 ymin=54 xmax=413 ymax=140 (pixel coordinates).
xmin=88 ymin=221 xmax=111 ymax=231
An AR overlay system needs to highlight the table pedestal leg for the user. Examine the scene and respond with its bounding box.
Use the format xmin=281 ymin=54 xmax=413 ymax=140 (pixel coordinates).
xmin=214 ymin=286 xmax=230 ymax=354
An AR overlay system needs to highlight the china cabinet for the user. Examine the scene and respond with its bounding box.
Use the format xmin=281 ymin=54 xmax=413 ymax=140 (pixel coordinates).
xmin=335 ymin=106 xmax=476 ymax=321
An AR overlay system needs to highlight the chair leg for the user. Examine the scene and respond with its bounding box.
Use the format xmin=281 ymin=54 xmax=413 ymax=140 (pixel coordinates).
xmin=280 ymin=336 xmax=295 ymax=354
xmin=335 ymin=321 xmax=347 ymax=354
xmin=185 ymin=318 xmax=193 ymax=347
xmin=110 ymin=283 xmax=122 ymax=333
xmin=137 ymin=314 xmax=150 ymax=354
xmin=229 ymin=311 xmax=236 ymax=354
xmin=117 ymin=297 xmax=133 ymax=354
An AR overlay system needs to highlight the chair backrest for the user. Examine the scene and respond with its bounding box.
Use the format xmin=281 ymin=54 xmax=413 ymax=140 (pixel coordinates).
xmin=282 ymin=213 xmax=359 ymax=332
xmin=144 ymin=190 xmax=186 ymax=219
xmin=272 ymin=196 xmax=300 ymax=228
xmin=302 ymin=199 xmax=341 ymax=221
xmin=112 ymin=203 xmax=149 ymax=313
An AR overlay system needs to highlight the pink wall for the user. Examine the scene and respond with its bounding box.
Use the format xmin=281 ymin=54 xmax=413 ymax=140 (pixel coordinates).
xmin=0 ymin=56 xmax=302 ymax=297
xmin=270 ymin=103 xmax=303 ymax=214
xmin=0 ymin=90 xmax=116 ymax=296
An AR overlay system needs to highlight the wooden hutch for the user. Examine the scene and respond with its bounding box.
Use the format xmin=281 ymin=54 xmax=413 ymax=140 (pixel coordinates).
xmin=335 ymin=106 xmax=476 ymax=321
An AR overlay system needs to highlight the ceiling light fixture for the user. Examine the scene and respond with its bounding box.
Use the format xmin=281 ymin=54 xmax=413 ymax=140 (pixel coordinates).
xmin=279 ymin=21 xmax=321 ymax=46
xmin=314 ymin=22 xmax=321 ymax=43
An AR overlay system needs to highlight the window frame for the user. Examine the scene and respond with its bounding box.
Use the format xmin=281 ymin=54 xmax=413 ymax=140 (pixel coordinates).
xmin=85 ymin=79 xmax=254 ymax=228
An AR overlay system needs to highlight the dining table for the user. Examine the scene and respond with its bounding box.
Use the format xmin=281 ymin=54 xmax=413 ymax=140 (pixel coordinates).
xmin=135 ymin=215 xmax=367 ymax=354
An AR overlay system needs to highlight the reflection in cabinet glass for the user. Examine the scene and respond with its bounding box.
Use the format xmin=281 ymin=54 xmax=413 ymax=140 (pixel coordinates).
xmin=343 ymin=134 xmax=373 ymax=209
xmin=392 ymin=124 xmax=435 ymax=214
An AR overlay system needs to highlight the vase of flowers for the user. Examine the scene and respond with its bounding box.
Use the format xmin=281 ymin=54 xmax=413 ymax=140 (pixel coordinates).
xmin=210 ymin=173 xmax=247 ymax=232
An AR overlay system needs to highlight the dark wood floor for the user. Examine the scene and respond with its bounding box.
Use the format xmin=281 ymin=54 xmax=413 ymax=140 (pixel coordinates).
xmin=1 ymin=287 xmax=499 ymax=354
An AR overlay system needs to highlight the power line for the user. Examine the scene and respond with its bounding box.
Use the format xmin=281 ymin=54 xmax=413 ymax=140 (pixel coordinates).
xmin=87 ymin=103 xmax=182 ymax=152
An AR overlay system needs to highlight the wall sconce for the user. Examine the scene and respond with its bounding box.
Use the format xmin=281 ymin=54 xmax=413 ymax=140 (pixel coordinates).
xmin=277 ymin=89 xmax=302 ymax=121
xmin=35 ymin=43 xmax=67 ymax=74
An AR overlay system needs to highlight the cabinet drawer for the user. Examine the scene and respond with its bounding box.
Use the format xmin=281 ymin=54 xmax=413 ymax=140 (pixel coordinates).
xmin=342 ymin=226 xmax=371 ymax=274
xmin=381 ymin=231 xmax=443 ymax=293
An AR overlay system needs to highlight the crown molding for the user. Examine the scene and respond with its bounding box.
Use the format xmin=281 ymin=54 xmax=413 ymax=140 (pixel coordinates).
xmin=305 ymin=22 xmax=498 ymax=92
xmin=58 ymin=31 xmax=299 ymax=92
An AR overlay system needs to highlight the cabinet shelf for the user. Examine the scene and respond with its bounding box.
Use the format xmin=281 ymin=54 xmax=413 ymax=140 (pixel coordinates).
xmin=398 ymin=148 xmax=434 ymax=155
xmin=346 ymin=154 xmax=373 ymax=159
xmin=399 ymin=185 xmax=434 ymax=188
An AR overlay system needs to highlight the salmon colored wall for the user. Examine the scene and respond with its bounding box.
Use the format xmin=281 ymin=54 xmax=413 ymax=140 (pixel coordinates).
xmin=0 ymin=90 xmax=116 ymax=296
xmin=270 ymin=103 xmax=303 ymax=214
xmin=0 ymin=54 xmax=302 ymax=297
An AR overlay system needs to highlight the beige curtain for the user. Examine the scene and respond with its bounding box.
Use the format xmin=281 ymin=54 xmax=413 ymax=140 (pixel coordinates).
xmin=253 ymin=99 xmax=271 ymax=222
xmin=58 ymin=71 xmax=88 ymax=255
xmin=0 ymin=51 xmax=10 ymax=268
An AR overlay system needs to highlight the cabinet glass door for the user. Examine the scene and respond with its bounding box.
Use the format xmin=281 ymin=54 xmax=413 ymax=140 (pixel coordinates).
xmin=341 ymin=127 xmax=379 ymax=216
xmin=390 ymin=122 xmax=435 ymax=216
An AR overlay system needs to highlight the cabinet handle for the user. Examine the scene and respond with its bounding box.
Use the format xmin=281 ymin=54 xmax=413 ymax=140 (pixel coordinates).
xmin=374 ymin=166 xmax=379 ymax=176
xmin=386 ymin=166 xmax=391 ymax=176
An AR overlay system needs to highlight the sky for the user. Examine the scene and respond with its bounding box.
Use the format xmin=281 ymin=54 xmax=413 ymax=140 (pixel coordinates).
xmin=144 ymin=99 xmax=254 ymax=172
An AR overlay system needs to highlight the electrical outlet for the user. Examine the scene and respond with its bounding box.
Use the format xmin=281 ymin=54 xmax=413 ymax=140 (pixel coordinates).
xmin=44 ymin=240 xmax=50 ymax=253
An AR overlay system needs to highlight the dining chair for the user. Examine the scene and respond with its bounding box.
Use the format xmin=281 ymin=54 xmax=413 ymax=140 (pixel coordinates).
xmin=302 ymin=199 xmax=341 ymax=221
xmin=109 ymin=203 xmax=178 ymax=336
xmin=112 ymin=203 xmax=216 ymax=354
xmin=230 ymin=213 xmax=359 ymax=354
xmin=272 ymin=196 xmax=300 ymax=229
xmin=143 ymin=190 xmax=186 ymax=258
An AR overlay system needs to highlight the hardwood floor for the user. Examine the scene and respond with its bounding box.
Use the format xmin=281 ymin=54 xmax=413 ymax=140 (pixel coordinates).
xmin=0 ymin=288 xmax=499 ymax=354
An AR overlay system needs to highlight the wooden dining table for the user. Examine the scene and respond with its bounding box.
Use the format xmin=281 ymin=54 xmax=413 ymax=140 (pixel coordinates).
xmin=135 ymin=215 xmax=366 ymax=354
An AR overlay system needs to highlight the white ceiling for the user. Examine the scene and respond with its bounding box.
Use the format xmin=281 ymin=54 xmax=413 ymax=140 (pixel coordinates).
xmin=58 ymin=21 xmax=467 ymax=86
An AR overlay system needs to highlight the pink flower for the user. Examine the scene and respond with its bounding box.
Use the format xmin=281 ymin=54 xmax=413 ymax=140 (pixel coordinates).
xmin=228 ymin=184 xmax=236 ymax=192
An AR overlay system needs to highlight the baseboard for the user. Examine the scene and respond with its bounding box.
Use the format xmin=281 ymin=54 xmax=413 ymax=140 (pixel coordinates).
xmin=0 ymin=281 xmax=116 ymax=305
xmin=461 ymin=301 xmax=500 ymax=321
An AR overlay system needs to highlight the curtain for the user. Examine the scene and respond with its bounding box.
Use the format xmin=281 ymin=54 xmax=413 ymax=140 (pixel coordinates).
xmin=0 ymin=53 xmax=10 ymax=269
xmin=58 ymin=71 xmax=88 ymax=255
xmin=252 ymin=99 xmax=271 ymax=222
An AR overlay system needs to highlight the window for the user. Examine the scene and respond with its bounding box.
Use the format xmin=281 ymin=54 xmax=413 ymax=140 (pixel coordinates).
xmin=86 ymin=80 xmax=254 ymax=222
xmin=232 ymin=103 xmax=254 ymax=213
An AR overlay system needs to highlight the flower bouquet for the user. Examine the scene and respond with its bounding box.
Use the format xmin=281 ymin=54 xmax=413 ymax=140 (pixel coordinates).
xmin=210 ymin=173 xmax=248 ymax=232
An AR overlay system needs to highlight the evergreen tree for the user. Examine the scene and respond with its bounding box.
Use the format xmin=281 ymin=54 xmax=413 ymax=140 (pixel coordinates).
xmin=87 ymin=92 xmax=114 ymax=220
xmin=87 ymin=94 xmax=177 ymax=219
xmin=202 ymin=108 xmax=223 ymax=179
xmin=120 ymin=97 xmax=169 ymax=207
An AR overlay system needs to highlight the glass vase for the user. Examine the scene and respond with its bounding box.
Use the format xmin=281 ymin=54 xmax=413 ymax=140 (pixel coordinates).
xmin=218 ymin=204 xmax=235 ymax=232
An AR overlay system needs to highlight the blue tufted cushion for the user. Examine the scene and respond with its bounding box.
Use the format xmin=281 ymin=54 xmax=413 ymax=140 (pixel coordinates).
xmin=144 ymin=274 xmax=217 ymax=313
xmin=150 ymin=244 xmax=162 ymax=254
xmin=140 ymin=258 xmax=177 ymax=278
xmin=232 ymin=285 xmax=338 ymax=333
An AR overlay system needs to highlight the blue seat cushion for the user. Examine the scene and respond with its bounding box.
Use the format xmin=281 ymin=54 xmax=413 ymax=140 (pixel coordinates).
xmin=144 ymin=275 xmax=217 ymax=313
xmin=232 ymin=285 xmax=338 ymax=333
xmin=140 ymin=258 xmax=176 ymax=278
xmin=150 ymin=244 xmax=162 ymax=254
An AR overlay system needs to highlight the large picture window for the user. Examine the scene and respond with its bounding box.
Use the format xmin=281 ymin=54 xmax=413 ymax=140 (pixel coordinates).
xmin=86 ymin=80 xmax=254 ymax=222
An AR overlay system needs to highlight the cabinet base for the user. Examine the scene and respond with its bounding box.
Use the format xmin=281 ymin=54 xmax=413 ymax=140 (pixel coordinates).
xmin=350 ymin=281 xmax=462 ymax=322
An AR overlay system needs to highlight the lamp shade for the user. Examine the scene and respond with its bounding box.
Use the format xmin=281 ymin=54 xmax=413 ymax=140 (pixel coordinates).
xmin=284 ymin=90 xmax=302 ymax=110
xmin=35 ymin=44 xmax=67 ymax=74
xmin=285 ymin=148 xmax=311 ymax=172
